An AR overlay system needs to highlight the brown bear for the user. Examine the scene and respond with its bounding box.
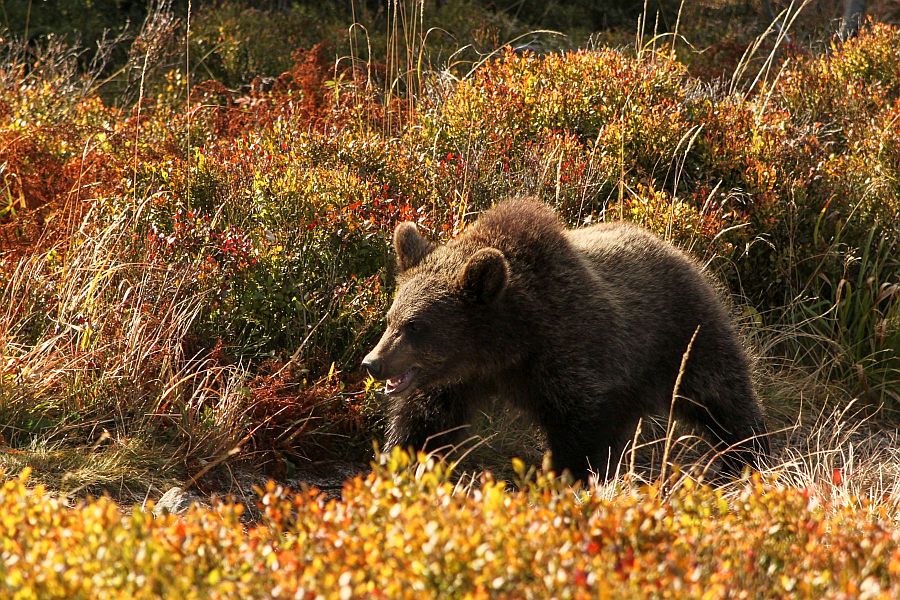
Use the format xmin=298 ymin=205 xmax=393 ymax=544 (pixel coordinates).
xmin=362 ymin=198 xmax=769 ymax=481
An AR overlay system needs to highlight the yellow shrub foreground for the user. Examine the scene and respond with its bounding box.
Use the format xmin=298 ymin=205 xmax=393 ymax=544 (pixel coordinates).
xmin=2 ymin=452 xmax=899 ymax=599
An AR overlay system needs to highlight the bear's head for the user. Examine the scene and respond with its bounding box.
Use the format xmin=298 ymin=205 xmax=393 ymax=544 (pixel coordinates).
xmin=361 ymin=221 xmax=510 ymax=397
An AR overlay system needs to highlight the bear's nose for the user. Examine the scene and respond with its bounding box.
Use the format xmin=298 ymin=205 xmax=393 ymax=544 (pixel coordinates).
xmin=362 ymin=356 xmax=383 ymax=379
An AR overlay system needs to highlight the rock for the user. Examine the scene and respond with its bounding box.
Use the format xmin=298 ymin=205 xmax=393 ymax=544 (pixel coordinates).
xmin=153 ymin=486 xmax=204 ymax=517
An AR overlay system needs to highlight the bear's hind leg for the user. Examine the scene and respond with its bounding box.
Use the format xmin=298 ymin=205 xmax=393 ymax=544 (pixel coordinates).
xmin=676 ymin=384 xmax=770 ymax=478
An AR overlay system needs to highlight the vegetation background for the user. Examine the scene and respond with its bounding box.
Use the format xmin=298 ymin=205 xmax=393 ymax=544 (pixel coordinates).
xmin=0 ymin=0 xmax=899 ymax=596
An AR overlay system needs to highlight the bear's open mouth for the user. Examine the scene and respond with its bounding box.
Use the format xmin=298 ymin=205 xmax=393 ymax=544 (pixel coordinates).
xmin=384 ymin=367 xmax=419 ymax=396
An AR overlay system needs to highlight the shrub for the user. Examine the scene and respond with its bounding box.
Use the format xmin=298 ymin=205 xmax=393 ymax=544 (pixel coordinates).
xmin=1 ymin=455 xmax=900 ymax=598
xmin=418 ymin=48 xmax=695 ymax=213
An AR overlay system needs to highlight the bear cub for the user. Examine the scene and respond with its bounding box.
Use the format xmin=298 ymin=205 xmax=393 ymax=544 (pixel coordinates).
xmin=363 ymin=198 xmax=769 ymax=481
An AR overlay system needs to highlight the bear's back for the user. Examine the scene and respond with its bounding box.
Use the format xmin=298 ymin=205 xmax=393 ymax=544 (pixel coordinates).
xmin=565 ymin=221 xmax=714 ymax=306
xmin=566 ymin=222 xmax=683 ymax=269
xmin=564 ymin=221 xmax=738 ymax=380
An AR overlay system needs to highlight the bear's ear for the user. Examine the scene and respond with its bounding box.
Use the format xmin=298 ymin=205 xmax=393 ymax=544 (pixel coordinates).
xmin=394 ymin=222 xmax=434 ymax=272
xmin=458 ymin=247 xmax=509 ymax=304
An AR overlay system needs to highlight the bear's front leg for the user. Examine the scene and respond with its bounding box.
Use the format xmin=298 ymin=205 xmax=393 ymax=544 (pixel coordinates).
xmin=542 ymin=413 xmax=637 ymax=483
xmin=384 ymin=384 xmax=476 ymax=457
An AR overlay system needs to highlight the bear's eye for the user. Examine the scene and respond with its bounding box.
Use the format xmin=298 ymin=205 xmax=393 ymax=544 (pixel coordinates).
xmin=403 ymin=319 xmax=421 ymax=334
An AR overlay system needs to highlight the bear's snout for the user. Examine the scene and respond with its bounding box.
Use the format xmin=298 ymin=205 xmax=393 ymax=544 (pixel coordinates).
xmin=361 ymin=355 xmax=383 ymax=379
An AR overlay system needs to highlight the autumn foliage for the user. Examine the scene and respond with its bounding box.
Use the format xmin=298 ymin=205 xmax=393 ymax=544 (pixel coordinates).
xmin=0 ymin=452 xmax=899 ymax=598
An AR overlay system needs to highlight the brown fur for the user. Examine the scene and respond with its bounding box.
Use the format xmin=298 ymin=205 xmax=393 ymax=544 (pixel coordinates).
xmin=363 ymin=198 xmax=769 ymax=481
